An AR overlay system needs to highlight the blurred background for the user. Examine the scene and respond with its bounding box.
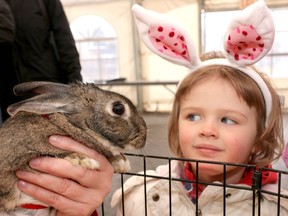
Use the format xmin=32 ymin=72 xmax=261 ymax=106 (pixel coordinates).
xmin=61 ymin=0 xmax=288 ymax=113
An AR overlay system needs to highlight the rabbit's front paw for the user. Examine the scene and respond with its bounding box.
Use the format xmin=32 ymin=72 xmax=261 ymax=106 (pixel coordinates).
xmin=65 ymin=153 xmax=100 ymax=169
xmin=111 ymin=154 xmax=131 ymax=173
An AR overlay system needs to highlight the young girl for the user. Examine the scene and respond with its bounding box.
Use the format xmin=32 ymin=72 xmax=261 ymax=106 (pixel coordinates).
xmin=112 ymin=1 xmax=288 ymax=215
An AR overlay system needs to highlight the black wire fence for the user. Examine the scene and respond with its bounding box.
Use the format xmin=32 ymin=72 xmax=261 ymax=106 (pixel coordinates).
xmin=99 ymin=153 xmax=288 ymax=216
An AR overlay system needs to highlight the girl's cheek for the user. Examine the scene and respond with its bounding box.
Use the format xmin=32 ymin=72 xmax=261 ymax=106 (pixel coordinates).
xmin=283 ymin=143 xmax=288 ymax=168
xmin=179 ymin=128 xmax=191 ymax=145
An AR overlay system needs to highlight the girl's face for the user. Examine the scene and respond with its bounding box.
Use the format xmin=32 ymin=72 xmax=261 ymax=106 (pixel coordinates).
xmin=178 ymin=76 xmax=258 ymax=183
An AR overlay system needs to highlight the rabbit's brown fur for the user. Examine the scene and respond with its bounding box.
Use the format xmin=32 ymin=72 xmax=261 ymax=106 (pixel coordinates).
xmin=0 ymin=81 xmax=147 ymax=211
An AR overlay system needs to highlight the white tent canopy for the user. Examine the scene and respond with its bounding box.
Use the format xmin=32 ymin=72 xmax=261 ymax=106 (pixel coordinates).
xmin=61 ymin=0 xmax=199 ymax=112
xmin=61 ymin=0 xmax=288 ymax=112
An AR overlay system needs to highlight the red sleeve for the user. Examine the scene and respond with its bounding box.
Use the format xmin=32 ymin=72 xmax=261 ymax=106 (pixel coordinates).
xmin=91 ymin=210 xmax=98 ymax=216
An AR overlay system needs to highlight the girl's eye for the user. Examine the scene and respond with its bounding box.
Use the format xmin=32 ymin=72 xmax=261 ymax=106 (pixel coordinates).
xmin=221 ymin=117 xmax=236 ymax=125
xmin=188 ymin=114 xmax=201 ymax=121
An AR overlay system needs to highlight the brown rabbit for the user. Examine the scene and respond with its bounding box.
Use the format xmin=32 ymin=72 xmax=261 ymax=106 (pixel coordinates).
xmin=0 ymin=81 xmax=147 ymax=215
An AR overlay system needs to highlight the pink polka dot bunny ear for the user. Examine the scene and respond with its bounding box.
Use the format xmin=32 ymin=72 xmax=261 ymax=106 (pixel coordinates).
xmin=224 ymin=0 xmax=275 ymax=66
xmin=132 ymin=4 xmax=201 ymax=69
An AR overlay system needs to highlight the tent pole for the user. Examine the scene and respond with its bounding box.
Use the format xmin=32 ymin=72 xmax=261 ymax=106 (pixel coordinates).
xmin=130 ymin=0 xmax=144 ymax=112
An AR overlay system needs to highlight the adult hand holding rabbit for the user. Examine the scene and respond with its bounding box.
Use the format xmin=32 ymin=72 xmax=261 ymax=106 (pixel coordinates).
xmin=16 ymin=135 xmax=113 ymax=216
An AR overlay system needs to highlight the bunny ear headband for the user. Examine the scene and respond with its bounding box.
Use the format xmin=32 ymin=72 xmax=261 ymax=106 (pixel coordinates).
xmin=132 ymin=0 xmax=274 ymax=126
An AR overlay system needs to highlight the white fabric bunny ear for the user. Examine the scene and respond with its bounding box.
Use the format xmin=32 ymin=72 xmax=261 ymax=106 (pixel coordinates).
xmin=224 ymin=0 xmax=275 ymax=66
xmin=132 ymin=4 xmax=201 ymax=69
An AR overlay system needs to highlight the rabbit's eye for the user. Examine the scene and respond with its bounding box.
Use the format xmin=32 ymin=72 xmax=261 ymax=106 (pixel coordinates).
xmin=112 ymin=102 xmax=125 ymax=115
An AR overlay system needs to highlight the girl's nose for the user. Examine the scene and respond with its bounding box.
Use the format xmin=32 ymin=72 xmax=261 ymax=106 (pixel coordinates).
xmin=199 ymin=120 xmax=218 ymax=138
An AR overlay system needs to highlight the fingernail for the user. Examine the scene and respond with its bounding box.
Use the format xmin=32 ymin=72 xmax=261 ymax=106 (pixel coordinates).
xmin=15 ymin=170 xmax=26 ymax=178
xmin=18 ymin=180 xmax=28 ymax=189
xmin=49 ymin=135 xmax=60 ymax=144
xmin=29 ymin=158 xmax=41 ymax=168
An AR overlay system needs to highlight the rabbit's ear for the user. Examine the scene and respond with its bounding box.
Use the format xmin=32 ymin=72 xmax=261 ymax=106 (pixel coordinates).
xmin=7 ymin=93 xmax=78 ymax=117
xmin=13 ymin=81 xmax=70 ymax=96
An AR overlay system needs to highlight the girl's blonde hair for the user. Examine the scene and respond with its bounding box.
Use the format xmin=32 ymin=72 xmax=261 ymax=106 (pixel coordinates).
xmin=168 ymin=51 xmax=284 ymax=166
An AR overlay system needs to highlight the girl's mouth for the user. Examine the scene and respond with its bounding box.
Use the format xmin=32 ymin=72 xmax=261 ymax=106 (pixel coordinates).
xmin=194 ymin=144 xmax=223 ymax=155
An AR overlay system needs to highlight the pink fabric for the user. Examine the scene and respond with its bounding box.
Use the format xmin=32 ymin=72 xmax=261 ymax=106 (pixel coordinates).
xmin=225 ymin=25 xmax=264 ymax=61
xmin=91 ymin=210 xmax=98 ymax=216
xmin=149 ymin=25 xmax=189 ymax=61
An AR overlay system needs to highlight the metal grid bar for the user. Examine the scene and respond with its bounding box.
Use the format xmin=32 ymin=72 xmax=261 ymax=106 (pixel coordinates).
xmin=99 ymin=153 xmax=288 ymax=215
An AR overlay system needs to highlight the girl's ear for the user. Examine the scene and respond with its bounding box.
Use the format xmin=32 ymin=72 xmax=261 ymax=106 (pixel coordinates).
xmin=249 ymin=145 xmax=260 ymax=163
xmin=251 ymin=144 xmax=261 ymax=154
xmin=283 ymin=143 xmax=288 ymax=168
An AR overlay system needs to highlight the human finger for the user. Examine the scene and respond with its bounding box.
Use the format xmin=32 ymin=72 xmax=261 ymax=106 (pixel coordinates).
xmin=16 ymin=170 xmax=103 ymax=202
xmin=16 ymin=178 xmax=97 ymax=216
xmin=27 ymin=156 xmax=113 ymax=189
xmin=48 ymin=135 xmax=113 ymax=172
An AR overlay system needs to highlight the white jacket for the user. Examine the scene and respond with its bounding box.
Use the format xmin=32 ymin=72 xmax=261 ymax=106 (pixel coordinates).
xmin=111 ymin=161 xmax=288 ymax=216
